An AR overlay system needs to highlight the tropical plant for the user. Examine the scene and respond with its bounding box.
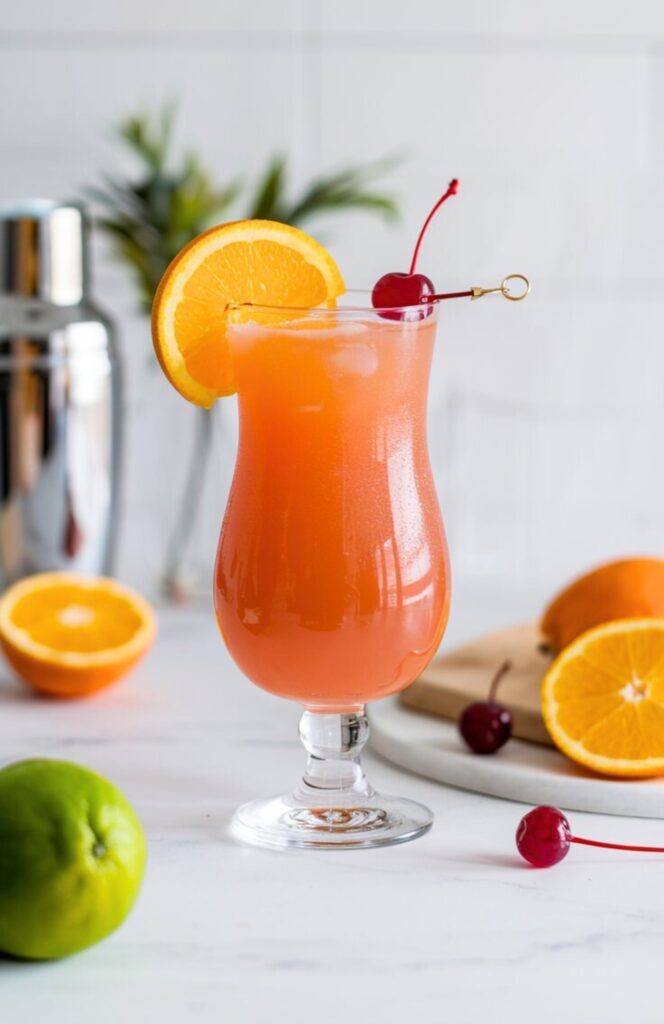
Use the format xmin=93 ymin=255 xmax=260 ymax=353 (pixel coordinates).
xmin=88 ymin=104 xmax=398 ymax=314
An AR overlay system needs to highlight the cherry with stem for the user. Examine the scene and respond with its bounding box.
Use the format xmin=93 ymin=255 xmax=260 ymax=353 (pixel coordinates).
xmin=516 ymin=805 xmax=664 ymax=868
xmin=371 ymin=179 xmax=459 ymax=316
xmin=459 ymin=659 xmax=513 ymax=755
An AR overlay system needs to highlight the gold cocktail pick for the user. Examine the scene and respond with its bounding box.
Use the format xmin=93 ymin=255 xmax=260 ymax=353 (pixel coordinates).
xmin=430 ymin=274 xmax=531 ymax=303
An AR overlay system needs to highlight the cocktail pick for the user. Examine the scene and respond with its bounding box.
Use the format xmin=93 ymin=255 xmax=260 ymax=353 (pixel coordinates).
xmin=516 ymin=805 xmax=664 ymax=868
xmin=431 ymin=273 xmax=531 ymax=303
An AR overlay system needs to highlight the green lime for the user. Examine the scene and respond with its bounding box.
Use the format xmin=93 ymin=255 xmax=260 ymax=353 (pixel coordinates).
xmin=0 ymin=758 xmax=146 ymax=960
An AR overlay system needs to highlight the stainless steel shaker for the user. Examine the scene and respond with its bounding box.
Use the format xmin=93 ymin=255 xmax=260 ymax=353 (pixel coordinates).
xmin=0 ymin=201 xmax=121 ymax=587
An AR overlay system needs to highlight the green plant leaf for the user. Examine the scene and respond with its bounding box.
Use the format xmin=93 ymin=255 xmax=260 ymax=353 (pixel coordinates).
xmin=117 ymin=102 xmax=175 ymax=174
xmin=85 ymin=104 xmax=400 ymax=314
xmin=284 ymin=159 xmax=399 ymax=226
xmin=247 ymin=156 xmax=288 ymax=221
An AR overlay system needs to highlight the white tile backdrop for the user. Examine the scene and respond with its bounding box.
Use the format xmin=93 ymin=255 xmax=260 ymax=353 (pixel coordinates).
xmin=2 ymin=0 xmax=663 ymax=605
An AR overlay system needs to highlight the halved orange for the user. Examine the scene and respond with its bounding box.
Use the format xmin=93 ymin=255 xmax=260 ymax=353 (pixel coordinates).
xmin=151 ymin=219 xmax=346 ymax=407
xmin=542 ymin=618 xmax=664 ymax=777
xmin=0 ymin=573 xmax=156 ymax=698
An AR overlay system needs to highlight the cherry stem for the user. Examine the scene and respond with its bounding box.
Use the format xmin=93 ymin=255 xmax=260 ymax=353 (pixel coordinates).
xmin=488 ymin=659 xmax=512 ymax=703
xmin=570 ymin=836 xmax=664 ymax=854
xmin=409 ymin=178 xmax=459 ymax=275
xmin=427 ymin=289 xmax=474 ymax=302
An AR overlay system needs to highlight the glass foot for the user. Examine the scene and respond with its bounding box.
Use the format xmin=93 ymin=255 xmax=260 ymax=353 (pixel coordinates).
xmin=231 ymin=792 xmax=432 ymax=850
xmin=230 ymin=710 xmax=433 ymax=850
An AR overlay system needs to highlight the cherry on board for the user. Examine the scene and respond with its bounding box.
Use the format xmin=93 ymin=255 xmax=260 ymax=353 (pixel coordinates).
xmin=459 ymin=659 xmax=513 ymax=754
xmin=371 ymin=178 xmax=459 ymax=319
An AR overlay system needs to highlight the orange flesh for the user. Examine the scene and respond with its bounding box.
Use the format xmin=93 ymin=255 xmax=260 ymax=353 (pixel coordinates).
xmin=543 ymin=620 xmax=664 ymax=776
xmin=0 ymin=575 xmax=155 ymax=698
xmin=11 ymin=586 xmax=144 ymax=653
xmin=158 ymin=232 xmax=339 ymax=400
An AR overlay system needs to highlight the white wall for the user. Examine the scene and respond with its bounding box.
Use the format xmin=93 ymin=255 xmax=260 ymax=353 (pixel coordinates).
xmin=3 ymin=0 xmax=663 ymax=603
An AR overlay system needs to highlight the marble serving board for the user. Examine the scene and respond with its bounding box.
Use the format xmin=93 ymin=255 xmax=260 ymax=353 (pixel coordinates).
xmin=369 ymin=623 xmax=664 ymax=818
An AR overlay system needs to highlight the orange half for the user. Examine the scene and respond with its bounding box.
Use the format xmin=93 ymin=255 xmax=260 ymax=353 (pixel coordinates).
xmin=542 ymin=618 xmax=664 ymax=777
xmin=0 ymin=573 xmax=156 ymax=698
xmin=151 ymin=219 xmax=346 ymax=407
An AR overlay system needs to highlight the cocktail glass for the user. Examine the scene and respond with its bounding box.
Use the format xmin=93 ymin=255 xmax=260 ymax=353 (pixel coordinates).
xmin=215 ymin=293 xmax=450 ymax=849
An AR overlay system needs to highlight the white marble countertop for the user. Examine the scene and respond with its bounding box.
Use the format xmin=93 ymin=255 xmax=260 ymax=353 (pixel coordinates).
xmin=2 ymin=587 xmax=664 ymax=1024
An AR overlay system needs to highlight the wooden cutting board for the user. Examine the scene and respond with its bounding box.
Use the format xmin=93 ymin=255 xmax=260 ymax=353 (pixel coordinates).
xmin=402 ymin=622 xmax=553 ymax=746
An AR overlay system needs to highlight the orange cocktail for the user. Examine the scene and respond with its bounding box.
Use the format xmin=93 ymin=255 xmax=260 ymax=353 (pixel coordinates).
xmin=153 ymin=199 xmax=527 ymax=849
xmin=151 ymin=218 xmax=456 ymax=849
xmin=214 ymin=306 xmax=449 ymax=713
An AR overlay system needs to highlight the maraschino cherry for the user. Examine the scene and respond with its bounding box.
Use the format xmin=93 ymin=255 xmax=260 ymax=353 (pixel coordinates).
xmin=516 ymin=806 xmax=572 ymax=867
xmin=372 ymin=179 xmax=459 ymax=317
xmin=516 ymin=805 xmax=664 ymax=868
xmin=459 ymin=659 xmax=513 ymax=754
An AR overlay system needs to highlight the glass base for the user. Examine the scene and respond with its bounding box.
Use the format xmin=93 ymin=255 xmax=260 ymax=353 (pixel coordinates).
xmin=230 ymin=710 xmax=433 ymax=850
xmin=231 ymin=792 xmax=433 ymax=850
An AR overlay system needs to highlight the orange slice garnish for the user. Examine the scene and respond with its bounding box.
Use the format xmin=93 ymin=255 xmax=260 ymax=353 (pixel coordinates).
xmin=151 ymin=219 xmax=345 ymax=407
xmin=542 ymin=618 xmax=664 ymax=777
xmin=0 ymin=573 xmax=156 ymax=698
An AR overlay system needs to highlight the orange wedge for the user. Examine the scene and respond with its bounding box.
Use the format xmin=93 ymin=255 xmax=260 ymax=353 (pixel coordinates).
xmin=151 ymin=219 xmax=346 ymax=407
xmin=542 ymin=618 xmax=664 ymax=777
xmin=0 ymin=573 xmax=156 ymax=698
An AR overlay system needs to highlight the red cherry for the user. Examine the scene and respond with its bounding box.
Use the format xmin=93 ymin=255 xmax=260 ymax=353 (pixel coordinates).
xmin=515 ymin=805 xmax=664 ymax=868
xmin=371 ymin=272 xmax=434 ymax=321
xmin=459 ymin=701 xmax=512 ymax=754
xmin=516 ymin=806 xmax=572 ymax=868
xmin=372 ymin=179 xmax=459 ymax=318
xmin=459 ymin=660 xmax=512 ymax=754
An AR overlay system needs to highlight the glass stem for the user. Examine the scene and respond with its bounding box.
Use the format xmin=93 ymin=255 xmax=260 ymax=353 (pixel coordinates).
xmin=296 ymin=710 xmax=374 ymax=801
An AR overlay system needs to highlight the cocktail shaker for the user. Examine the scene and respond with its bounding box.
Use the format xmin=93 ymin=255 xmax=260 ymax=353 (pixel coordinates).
xmin=0 ymin=201 xmax=121 ymax=587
